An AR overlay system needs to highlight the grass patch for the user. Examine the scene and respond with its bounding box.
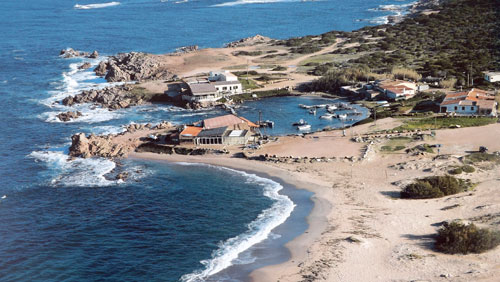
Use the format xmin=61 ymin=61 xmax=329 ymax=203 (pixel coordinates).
xmin=231 ymin=89 xmax=290 ymax=103
xmin=401 ymin=175 xmax=472 ymax=199
xmin=232 ymin=50 xmax=263 ymax=56
xmin=238 ymin=78 xmax=261 ymax=90
xmin=394 ymin=117 xmax=498 ymax=131
xmin=380 ymin=137 xmax=411 ymax=153
xmin=436 ymin=222 xmax=500 ymax=254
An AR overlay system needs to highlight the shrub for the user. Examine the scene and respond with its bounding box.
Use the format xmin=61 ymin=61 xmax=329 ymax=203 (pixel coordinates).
xmin=271 ymin=65 xmax=287 ymax=71
xmin=462 ymin=165 xmax=475 ymax=173
xmin=401 ymin=175 xmax=470 ymax=199
xmin=448 ymin=167 xmax=463 ymax=175
xmin=435 ymin=222 xmax=500 ymax=254
xmin=391 ymin=67 xmax=422 ymax=81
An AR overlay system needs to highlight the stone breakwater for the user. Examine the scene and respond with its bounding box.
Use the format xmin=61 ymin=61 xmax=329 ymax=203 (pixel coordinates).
xmin=94 ymin=52 xmax=174 ymax=82
xmin=69 ymin=121 xmax=172 ymax=159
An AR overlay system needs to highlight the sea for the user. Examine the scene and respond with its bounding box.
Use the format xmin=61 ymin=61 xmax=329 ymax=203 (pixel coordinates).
xmin=0 ymin=0 xmax=415 ymax=281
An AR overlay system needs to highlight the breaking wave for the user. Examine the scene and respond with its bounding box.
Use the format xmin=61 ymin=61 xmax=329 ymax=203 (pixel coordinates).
xmin=178 ymin=163 xmax=295 ymax=281
xmin=213 ymin=0 xmax=297 ymax=8
xmin=74 ymin=2 xmax=121 ymax=10
xmin=29 ymin=150 xmax=119 ymax=187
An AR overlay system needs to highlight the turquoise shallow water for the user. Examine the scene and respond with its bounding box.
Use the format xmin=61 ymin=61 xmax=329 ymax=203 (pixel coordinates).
xmin=0 ymin=0 xmax=413 ymax=281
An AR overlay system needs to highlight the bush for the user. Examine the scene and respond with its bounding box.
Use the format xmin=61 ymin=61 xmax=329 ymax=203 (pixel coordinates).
xmin=448 ymin=167 xmax=463 ymax=175
xmin=462 ymin=165 xmax=475 ymax=173
xmin=401 ymin=175 xmax=470 ymax=199
xmin=435 ymin=222 xmax=500 ymax=254
xmin=271 ymin=65 xmax=287 ymax=71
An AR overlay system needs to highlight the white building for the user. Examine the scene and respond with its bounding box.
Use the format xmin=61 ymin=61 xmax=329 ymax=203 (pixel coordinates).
xmin=182 ymin=83 xmax=221 ymax=102
xmin=214 ymin=81 xmax=243 ymax=95
xmin=375 ymin=80 xmax=417 ymax=100
xmin=209 ymin=70 xmax=239 ymax=82
xmin=484 ymin=71 xmax=500 ymax=83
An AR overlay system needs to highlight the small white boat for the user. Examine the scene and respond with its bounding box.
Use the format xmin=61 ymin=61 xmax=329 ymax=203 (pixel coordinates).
xmin=309 ymin=109 xmax=317 ymax=115
xmin=297 ymin=124 xmax=311 ymax=130
xmin=320 ymin=114 xmax=334 ymax=119
xmin=326 ymin=105 xmax=337 ymax=113
xmin=337 ymin=114 xmax=347 ymax=120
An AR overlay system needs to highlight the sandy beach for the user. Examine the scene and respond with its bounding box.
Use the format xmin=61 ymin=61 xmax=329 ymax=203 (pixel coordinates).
xmin=125 ymin=120 xmax=500 ymax=282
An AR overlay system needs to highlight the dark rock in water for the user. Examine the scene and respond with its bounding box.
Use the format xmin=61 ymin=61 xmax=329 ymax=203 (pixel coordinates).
xmin=88 ymin=50 xmax=99 ymax=59
xmin=115 ymin=172 xmax=129 ymax=181
xmin=78 ymin=62 xmax=92 ymax=70
xmin=95 ymin=52 xmax=174 ymax=82
xmin=56 ymin=111 xmax=82 ymax=122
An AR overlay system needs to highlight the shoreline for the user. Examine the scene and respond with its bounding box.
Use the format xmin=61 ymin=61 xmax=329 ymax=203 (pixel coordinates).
xmin=128 ymin=152 xmax=333 ymax=281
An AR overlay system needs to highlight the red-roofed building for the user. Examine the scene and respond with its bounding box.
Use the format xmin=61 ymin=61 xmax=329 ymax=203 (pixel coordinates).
xmin=375 ymin=80 xmax=417 ymax=100
xmin=440 ymin=88 xmax=497 ymax=116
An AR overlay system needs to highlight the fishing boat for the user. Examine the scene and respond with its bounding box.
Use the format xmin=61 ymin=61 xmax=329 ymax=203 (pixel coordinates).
xmin=337 ymin=114 xmax=347 ymax=120
xmin=319 ymin=114 xmax=334 ymax=119
xmin=309 ymin=108 xmax=317 ymax=115
xmin=292 ymin=119 xmax=307 ymax=126
xmin=258 ymin=120 xmax=275 ymax=128
xmin=326 ymin=105 xmax=337 ymax=113
xmin=297 ymin=124 xmax=311 ymax=130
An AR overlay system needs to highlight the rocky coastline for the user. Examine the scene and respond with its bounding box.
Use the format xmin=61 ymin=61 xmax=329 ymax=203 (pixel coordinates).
xmin=94 ymin=52 xmax=174 ymax=82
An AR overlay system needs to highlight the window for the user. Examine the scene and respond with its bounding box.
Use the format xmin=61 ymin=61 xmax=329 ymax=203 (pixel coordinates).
xmin=223 ymin=87 xmax=227 ymax=90
xmin=462 ymin=107 xmax=465 ymax=111
xmin=454 ymin=106 xmax=457 ymax=111
xmin=471 ymin=107 xmax=474 ymax=111
xmin=234 ymin=86 xmax=238 ymax=89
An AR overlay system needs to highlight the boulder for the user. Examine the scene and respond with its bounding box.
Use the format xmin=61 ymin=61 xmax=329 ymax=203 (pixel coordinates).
xmin=78 ymin=62 xmax=92 ymax=70
xmin=59 ymin=48 xmax=89 ymax=58
xmin=94 ymin=61 xmax=108 ymax=76
xmin=88 ymin=50 xmax=99 ymax=59
xmin=57 ymin=111 xmax=82 ymax=122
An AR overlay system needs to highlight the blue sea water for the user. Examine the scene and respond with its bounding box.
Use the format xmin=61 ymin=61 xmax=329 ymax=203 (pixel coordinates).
xmin=0 ymin=0 xmax=414 ymax=281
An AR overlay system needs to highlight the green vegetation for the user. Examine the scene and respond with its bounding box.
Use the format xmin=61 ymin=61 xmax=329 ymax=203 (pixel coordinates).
xmin=308 ymin=67 xmax=376 ymax=93
xmin=381 ymin=137 xmax=411 ymax=152
xmin=238 ymin=78 xmax=261 ymax=90
xmin=394 ymin=117 xmax=498 ymax=131
xmin=271 ymin=65 xmax=287 ymax=71
xmin=401 ymin=175 xmax=472 ymax=199
xmin=448 ymin=165 xmax=475 ymax=175
xmin=464 ymin=153 xmax=500 ymax=165
xmin=231 ymin=89 xmax=290 ymax=103
xmin=435 ymin=222 xmax=500 ymax=254
xmin=232 ymin=50 xmax=263 ymax=56
xmin=310 ymin=0 xmax=500 ymax=92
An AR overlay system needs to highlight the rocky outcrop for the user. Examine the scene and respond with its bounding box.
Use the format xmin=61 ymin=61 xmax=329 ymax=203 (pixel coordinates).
xmin=62 ymin=85 xmax=150 ymax=110
xmin=175 ymin=45 xmax=198 ymax=54
xmin=60 ymin=48 xmax=99 ymax=59
xmin=69 ymin=132 xmax=133 ymax=159
xmin=57 ymin=111 xmax=82 ymax=122
xmin=78 ymin=62 xmax=92 ymax=70
xmin=94 ymin=52 xmax=174 ymax=82
xmin=226 ymin=35 xmax=272 ymax=48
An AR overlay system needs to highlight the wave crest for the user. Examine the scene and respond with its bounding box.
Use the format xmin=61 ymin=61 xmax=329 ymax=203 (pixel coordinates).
xmin=178 ymin=163 xmax=295 ymax=281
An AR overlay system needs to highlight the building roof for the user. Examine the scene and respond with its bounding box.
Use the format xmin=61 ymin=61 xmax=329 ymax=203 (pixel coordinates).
xmin=203 ymin=114 xmax=258 ymax=129
xmin=476 ymin=100 xmax=497 ymax=110
xmin=485 ymin=71 xmax=500 ymax=76
xmin=197 ymin=126 xmax=227 ymax=137
xmin=189 ymin=83 xmax=217 ymax=95
xmin=441 ymin=88 xmax=495 ymax=107
xmin=213 ymin=80 xmax=241 ymax=86
xmin=441 ymin=99 xmax=462 ymax=106
xmin=180 ymin=126 xmax=202 ymax=137
xmin=225 ymin=129 xmax=248 ymax=137
xmin=378 ymin=80 xmax=417 ymax=90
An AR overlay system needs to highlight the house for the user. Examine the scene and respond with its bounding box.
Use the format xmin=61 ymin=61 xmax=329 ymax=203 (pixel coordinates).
xmin=375 ymin=80 xmax=417 ymax=100
xmin=440 ymin=88 xmax=497 ymax=116
xmin=214 ymin=80 xmax=242 ymax=95
xmin=182 ymin=83 xmax=221 ymax=102
xmin=182 ymin=70 xmax=243 ymax=102
xmin=178 ymin=114 xmax=260 ymax=146
xmin=484 ymin=71 xmax=500 ymax=83
xmin=209 ymin=70 xmax=239 ymax=82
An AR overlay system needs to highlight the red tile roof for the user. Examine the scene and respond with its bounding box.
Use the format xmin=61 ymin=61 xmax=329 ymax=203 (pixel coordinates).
xmin=180 ymin=126 xmax=202 ymax=137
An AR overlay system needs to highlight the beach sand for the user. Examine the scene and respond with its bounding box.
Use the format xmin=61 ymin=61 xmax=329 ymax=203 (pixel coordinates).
xmin=128 ymin=121 xmax=500 ymax=282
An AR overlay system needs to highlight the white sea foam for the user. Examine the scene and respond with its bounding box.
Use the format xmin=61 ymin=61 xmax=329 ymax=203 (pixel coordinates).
xmin=29 ymin=150 xmax=119 ymax=187
xmin=41 ymin=58 xmax=126 ymax=123
xmin=74 ymin=2 xmax=120 ymax=10
xmin=213 ymin=0 xmax=297 ymax=7
xmin=178 ymin=163 xmax=295 ymax=281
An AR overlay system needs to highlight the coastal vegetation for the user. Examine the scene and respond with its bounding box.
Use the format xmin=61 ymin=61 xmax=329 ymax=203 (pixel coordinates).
xmin=435 ymin=221 xmax=500 ymax=254
xmin=448 ymin=165 xmax=475 ymax=175
xmin=464 ymin=152 xmax=500 ymax=165
xmin=231 ymin=89 xmax=290 ymax=103
xmin=308 ymin=0 xmax=500 ymax=92
xmin=393 ymin=116 xmax=498 ymax=131
xmin=401 ymin=175 xmax=472 ymax=199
